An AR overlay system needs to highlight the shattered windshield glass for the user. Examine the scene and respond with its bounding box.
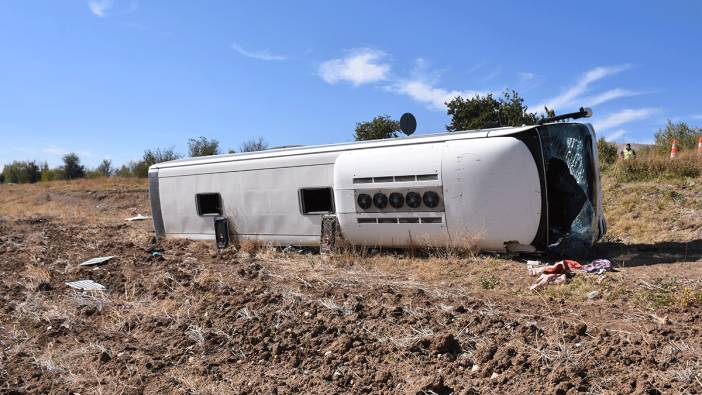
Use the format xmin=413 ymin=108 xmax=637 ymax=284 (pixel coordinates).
xmin=539 ymin=123 xmax=597 ymax=252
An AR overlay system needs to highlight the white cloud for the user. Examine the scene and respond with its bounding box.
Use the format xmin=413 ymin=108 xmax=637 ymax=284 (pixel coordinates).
xmin=691 ymin=114 xmax=702 ymax=120
xmin=88 ymin=0 xmax=113 ymax=18
xmin=581 ymin=88 xmax=640 ymax=107
xmin=593 ymin=108 xmax=658 ymax=131
xmin=41 ymin=145 xmax=95 ymax=158
xmin=319 ymin=49 xmax=390 ymax=86
xmin=480 ymin=66 xmax=501 ymax=82
xmin=518 ymin=72 xmax=535 ymax=81
xmin=604 ymin=129 xmax=626 ymax=142
xmin=230 ymin=42 xmax=287 ymax=61
xmin=534 ymin=64 xmax=631 ymax=111
xmin=42 ymin=145 xmax=69 ymax=156
xmin=388 ymin=80 xmax=485 ymax=110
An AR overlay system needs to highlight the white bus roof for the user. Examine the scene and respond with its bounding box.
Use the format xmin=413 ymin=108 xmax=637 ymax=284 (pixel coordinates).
xmin=150 ymin=124 xmax=551 ymax=170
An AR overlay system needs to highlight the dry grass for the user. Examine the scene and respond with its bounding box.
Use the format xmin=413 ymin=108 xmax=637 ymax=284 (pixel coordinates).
xmin=0 ymin=177 xmax=147 ymax=220
xmin=610 ymin=152 xmax=702 ymax=182
xmin=601 ymin=174 xmax=702 ymax=243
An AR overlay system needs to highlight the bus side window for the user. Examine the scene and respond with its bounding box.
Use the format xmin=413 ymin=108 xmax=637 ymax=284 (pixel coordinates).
xmin=196 ymin=193 xmax=222 ymax=216
xmin=300 ymin=188 xmax=334 ymax=214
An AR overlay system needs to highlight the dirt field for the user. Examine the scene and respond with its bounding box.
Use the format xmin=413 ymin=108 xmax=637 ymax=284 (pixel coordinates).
xmin=1 ymin=177 xmax=701 ymax=394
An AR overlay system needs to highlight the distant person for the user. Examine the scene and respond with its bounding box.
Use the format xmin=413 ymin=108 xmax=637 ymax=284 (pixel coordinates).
xmin=622 ymin=143 xmax=636 ymax=160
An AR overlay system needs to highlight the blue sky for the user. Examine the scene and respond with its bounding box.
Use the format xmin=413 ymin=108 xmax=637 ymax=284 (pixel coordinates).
xmin=1 ymin=1 xmax=701 ymax=168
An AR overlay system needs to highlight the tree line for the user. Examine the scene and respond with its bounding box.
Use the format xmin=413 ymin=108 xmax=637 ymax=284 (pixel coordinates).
xmin=1 ymin=136 xmax=269 ymax=184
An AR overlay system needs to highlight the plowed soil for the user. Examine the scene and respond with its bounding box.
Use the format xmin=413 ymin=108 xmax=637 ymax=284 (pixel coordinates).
xmin=1 ymin=178 xmax=701 ymax=394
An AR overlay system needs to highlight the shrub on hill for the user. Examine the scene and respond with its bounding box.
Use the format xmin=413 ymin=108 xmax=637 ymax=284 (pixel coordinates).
xmin=2 ymin=161 xmax=41 ymax=184
xmin=612 ymin=152 xmax=701 ymax=182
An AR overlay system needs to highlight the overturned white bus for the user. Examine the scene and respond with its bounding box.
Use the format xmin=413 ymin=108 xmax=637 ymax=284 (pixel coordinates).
xmin=148 ymin=119 xmax=606 ymax=253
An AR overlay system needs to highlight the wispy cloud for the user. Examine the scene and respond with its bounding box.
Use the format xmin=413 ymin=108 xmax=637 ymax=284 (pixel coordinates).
xmin=581 ymin=88 xmax=640 ymax=107
xmin=230 ymin=42 xmax=287 ymax=61
xmin=604 ymin=129 xmax=626 ymax=142
xmin=518 ymin=72 xmax=535 ymax=81
xmin=319 ymin=49 xmax=390 ymax=86
xmin=41 ymin=145 xmax=95 ymax=158
xmin=42 ymin=145 xmax=69 ymax=156
xmin=88 ymin=0 xmax=113 ymax=18
xmin=384 ymin=58 xmax=486 ymax=110
xmin=534 ymin=64 xmax=632 ymax=111
xmin=480 ymin=66 xmax=502 ymax=82
xmin=594 ymin=108 xmax=659 ymax=131
xmin=388 ymin=80 xmax=484 ymax=110
xmin=691 ymin=114 xmax=702 ymax=120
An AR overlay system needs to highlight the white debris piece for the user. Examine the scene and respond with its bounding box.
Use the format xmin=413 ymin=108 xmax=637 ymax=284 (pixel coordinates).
xmin=79 ymin=256 xmax=115 ymax=266
xmin=65 ymin=280 xmax=106 ymax=291
xmin=125 ymin=214 xmax=150 ymax=222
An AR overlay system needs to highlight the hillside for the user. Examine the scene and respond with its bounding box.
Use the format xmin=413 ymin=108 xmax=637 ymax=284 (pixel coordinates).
xmin=0 ymin=176 xmax=700 ymax=393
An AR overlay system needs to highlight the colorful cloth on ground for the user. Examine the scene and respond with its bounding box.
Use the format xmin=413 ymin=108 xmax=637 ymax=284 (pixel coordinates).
xmin=582 ymin=259 xmax=613 ymax=274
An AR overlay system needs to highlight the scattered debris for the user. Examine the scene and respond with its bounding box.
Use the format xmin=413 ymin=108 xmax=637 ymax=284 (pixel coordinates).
xmin=125 ymin=214 xmax=150 ymax=222
xmin=582 ymin=259 xmax=613 ymax=274
xmin=79 ymin=256 xmax=114 ymax=266
xmin=529 ymin=273 xmax=567 ymax=290
xmin=65 ymin=280 xmax=106 ymax=291
xmin=650 ymin=314 xmax=671 ymax=325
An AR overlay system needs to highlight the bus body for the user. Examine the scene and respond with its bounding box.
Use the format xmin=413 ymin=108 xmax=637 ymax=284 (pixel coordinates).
xmin=148 ymin=122 xmax=606 ymax=252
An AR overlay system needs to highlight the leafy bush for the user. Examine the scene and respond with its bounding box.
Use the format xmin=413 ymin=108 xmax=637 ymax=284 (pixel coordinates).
xmin=239 ymin=137 xmax=269 ymax=152
xmin=354 ymin=115 xmax=401 ymax=141
xmin=133 ymin=147 xmax=182 ymax=177
xmin=96 ymin=159 xmax=112 ymax=177
xmin=188 ymin=137 xmax=220 ymax=157
xmin=61 ymin=153 xmax=85 ymax=180
xmin=612 ymin=152 xmax=701 ymax=182
xmin=597 ymin=138 xmax=618 ymax=166
xmin=446 ymin=90 xmax=537 ymax=131
xmin=2 ymin=160 xmax=41 ymax=183
xmin=654 ymin=120 xmax=701 ymax=155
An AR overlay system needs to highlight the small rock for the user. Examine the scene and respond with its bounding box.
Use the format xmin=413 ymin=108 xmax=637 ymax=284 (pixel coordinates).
xmin=575 ymin=323 xmax=588 ymax=336
xmin=490 ymin=372 xmax=500 ymax=380
xmin=432 ymin=334 xmax=461 ymax=355
xmin=471 ymin=364 xmax=480 ymax=372
xmin=99 ymin=351 xmax=111 ymax=363
xmin=586 ymin=291 xmax=600 ymax=300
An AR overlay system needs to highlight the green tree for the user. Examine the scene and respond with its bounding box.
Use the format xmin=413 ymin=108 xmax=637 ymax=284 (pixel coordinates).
xmin=188 ymin=136 xmax=220 ymax=157
xmin=96 ymin=159 xmax=112 ymax=177
xmin=115 ymin=161 xmax=139 ymax=177
xmin=597 ymin=138 xmax=618 ymax=166
xmin=239 ymin=137 xmax=269 ymax=152
xmin=654 ymin=120 xmax=701 ymax=155
xmin=2 ymin=160 xmax=41 ymax=183
xmin=61 ymin=153 xmax=85 ymax=180
xmin=446 ymin=90 xmax=538 ymax=131
xmin=39 ymin=161 xmax=59 ymax=181
xmin=354 ymin=115 xmax=401 ymax=141
xmin=133 ymin=147 xmax=182 ymax=177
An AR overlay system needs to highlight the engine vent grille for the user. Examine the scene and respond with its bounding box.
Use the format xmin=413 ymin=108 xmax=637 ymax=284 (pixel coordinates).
xmin=356 ymin=217 xmax=442 ymax=224
xmin=353 ymin=174 xmax=438 ymax=184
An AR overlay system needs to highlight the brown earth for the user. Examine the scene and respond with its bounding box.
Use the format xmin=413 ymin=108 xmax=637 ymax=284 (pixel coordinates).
xmin=0 ymin=177 xmax=701 ymax=394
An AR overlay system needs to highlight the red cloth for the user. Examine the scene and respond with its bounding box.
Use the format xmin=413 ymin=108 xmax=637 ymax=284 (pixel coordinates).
xmin=564 ymin=260 xmax=582 ymax=270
